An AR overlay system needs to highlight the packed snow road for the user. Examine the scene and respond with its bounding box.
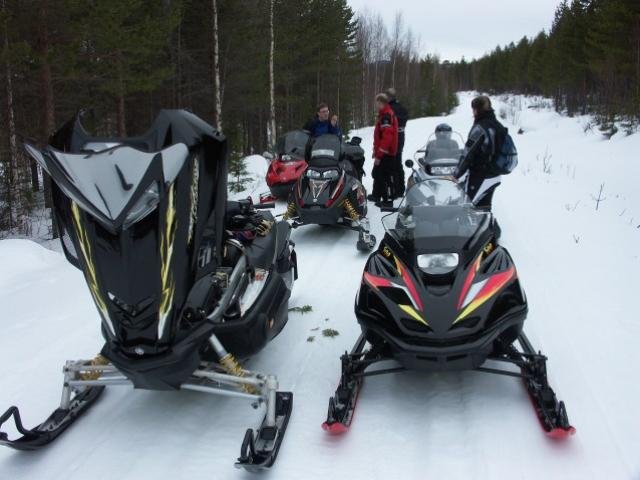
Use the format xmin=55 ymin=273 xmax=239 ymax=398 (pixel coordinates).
xmin=1 ymin=93 xmax=639 ymax=479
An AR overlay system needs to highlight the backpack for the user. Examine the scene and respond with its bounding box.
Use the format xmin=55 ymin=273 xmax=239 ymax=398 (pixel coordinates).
xmin=488 ymin=122 xmax=518 ymax=175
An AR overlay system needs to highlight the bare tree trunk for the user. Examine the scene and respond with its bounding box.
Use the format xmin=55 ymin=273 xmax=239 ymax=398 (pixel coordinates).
xmin=268 ymin=0 xmax=276 ymax=147
xmin=373 ymin=61 xmax=378 ymax=96
xmin=116 ymin=53 xmax=127 ymax=136
xmin=3 ymin=0 xmax=17 ymax=228
xmin=336 ymin=58 xmax=341 ymax=120
xmin=212 ymin=0 xmax=223 ymax=131
xmin=635 ymin=17 xmax=640 ymax=109
xmin=38 ymin=0 xmax=58 ymax=237
xmin=390 ymin=12 xmax=403 ymax=88
xmin=391 ymin=56 xmax=396 ymax=87
xmin=361 ymin=56 xmax=366 ymax=126
xmin=117 ymin=90 xmax=126 ymax=136
xmin=176 ymin=21 xmax=183 ymax=107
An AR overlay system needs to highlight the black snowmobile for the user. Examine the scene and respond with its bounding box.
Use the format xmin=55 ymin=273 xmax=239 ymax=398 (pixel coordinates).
xmin=323 ymin=166 xmax=575 ymax=439
xmin=284 ymin=133 xmax=376 ymax=251
xmin=0 ymin=110 xmax=298 ymax=470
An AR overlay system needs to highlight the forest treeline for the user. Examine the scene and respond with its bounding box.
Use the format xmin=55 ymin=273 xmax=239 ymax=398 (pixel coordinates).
xmin=449 ymin=0 xmax=640 ymax=133
xmin=2 ymin=0 xmax=637 ymax=236
xmin=0 ymin=0 xmax=455 ymax=235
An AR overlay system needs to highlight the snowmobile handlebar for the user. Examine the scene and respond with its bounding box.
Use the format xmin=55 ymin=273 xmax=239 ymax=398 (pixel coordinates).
xmin=253 ymin=202 xmax=275 ymax=210
xmin=206 ymin=256 xmax=248 ymax=323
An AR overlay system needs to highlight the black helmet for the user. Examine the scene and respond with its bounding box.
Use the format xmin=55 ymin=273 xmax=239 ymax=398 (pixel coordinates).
xmin=435 ymin=123 xmax=452 ymax=133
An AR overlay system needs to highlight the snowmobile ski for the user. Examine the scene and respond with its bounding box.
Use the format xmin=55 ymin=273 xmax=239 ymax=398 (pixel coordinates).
xmin=516 ymin=334 xmax=576 ymax=438
xmin=236 ymin=391 xmax=293 ymax=471
xmin=0 ymin=386 xmax=104 ymax=451
xmin=322 ymin=334 xmax=370 ymax=434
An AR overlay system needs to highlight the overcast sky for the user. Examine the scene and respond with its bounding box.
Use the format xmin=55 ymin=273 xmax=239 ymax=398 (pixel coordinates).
xmin=347 ymin=0 xmax=563 ymax=62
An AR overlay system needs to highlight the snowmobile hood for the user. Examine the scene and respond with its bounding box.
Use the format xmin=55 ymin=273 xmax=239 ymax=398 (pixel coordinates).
xmin=24 ymin=109 xmax=222 ymax=234
xmin=25 ymin=143 xmax=189 ymax=233
xmin=21 ymin=109 xmax=230 ymax=358
xmin=49 ymin=109 xmax=220 ymax=153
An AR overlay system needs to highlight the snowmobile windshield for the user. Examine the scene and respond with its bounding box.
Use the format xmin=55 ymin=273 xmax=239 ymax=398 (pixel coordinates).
xmin=27 ymin=142 xmax=189 ymax=230
xmin=424 ymin=131 xmax=463 ymax=162
xmin=382 ymin=179 xmax=488 ymax=246
xmin=277 ymin=130 xmax=309 ymax=160
xmin=308 ymin=134 xmax=342 ymax=168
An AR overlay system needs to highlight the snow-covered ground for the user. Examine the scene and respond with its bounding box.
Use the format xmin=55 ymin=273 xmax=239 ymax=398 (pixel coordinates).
xmin=1 ymin=92 xmax=639 ymax=479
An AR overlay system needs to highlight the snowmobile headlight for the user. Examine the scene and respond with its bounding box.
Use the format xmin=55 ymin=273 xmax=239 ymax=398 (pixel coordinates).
xmin=322 ymin=169 xmax=340 ymax=180
xmin=306 ymin=169 xmax=322 ymax=179
xmin=417 ymin=253 xmax=459 ymax=275
xmin=123 ymin=182 xmax=160 ymax=229
xmin=430 ymin=165 xmax=457 ymax=176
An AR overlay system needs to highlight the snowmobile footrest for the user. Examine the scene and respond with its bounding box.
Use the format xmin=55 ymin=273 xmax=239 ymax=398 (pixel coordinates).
xmin=235 ymin=391 xmax=293 ymax=471
xmin=0 ymin=386 xmax=105 ymax=451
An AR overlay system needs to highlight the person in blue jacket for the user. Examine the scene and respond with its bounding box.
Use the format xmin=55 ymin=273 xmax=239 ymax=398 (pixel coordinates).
xmin=303 ymin=102 xmax=342 ymax=137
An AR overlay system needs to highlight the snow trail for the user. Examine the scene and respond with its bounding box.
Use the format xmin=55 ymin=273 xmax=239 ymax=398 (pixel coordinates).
xmin=1 ymin=93 xmax=639 ymax=479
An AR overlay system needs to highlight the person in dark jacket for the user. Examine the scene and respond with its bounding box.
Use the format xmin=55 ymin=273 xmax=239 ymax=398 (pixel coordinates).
xmin=386 ymin=88 xmax=409 ymax=199
xmin=370 ymin=93 xmax=399 ymax=208
xmin=454 ymin=95 xmax=504 ymax=211
xmin=303 ymin=102 xmax=342 ymax=137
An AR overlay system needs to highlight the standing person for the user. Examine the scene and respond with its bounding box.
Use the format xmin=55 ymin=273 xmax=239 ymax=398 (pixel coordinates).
xmin=386 ymin=88 xmax=409 ymax=199
xmin=454 ymin=95 xmax=505 ymax=211
xmin=370 ymin=93 xmax=398 ymax=208
xmin=303 ymin=103 xmax=342 ymax=137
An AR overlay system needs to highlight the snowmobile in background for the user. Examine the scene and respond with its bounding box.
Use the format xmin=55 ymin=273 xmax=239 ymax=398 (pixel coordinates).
xmin=323 ymin=165 xmax=575 ymax=439
xmin=410 ymin=123 xmax=464 ymax=188
xmin=264 ymin=130 xmax=309 ymax=200
xmin=1 ymin=110 xmax=298 ymax=470
xmin=284 ymin=133 xmax=376 ymax=252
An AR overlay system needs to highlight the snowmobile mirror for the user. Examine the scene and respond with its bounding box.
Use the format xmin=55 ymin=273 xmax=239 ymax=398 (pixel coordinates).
xmin=404 ymin=159 xmax=414 ymax=168
xmin=263 ymin=151 xmax=275 ymax=161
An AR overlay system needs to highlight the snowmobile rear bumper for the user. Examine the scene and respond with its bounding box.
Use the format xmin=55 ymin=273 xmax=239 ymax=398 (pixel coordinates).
xmin=358 ymin=307 xmax=527 ymax=372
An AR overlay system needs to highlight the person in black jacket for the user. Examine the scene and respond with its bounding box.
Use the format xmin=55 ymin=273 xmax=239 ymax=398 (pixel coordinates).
xmin=454 ymin=95 xmax=504 ymax=211
xmin=386 ymin=88 xmax=409 ymax=199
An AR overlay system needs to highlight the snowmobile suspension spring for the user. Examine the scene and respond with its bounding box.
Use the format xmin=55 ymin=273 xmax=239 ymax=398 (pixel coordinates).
xmin=283 ymin=202 xmax=296 ymax=220
xmin=79 ymin=354 xmax=110 ymax=381
xmin=219 ymin=353 xmax=258 ymax=394
xmin=256 ymin=219 xmax=274 ymax=236
xmin=343 ymin=199 xmax=359 ymax=221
